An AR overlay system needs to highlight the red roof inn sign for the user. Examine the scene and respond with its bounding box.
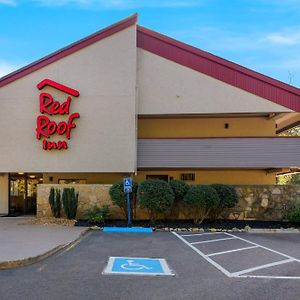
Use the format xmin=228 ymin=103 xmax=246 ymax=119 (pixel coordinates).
xmin=36 ymin=79 xmax=80 ymax=150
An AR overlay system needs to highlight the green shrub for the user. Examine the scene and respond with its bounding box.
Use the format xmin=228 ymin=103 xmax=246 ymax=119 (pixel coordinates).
xmin=211 ymin=184 xmax=238 ymax=208
xmin=85 ymin=204 xmax=110 ymax=224
xmin=54 ymin=188 xmax=61 ymax=218
xmin=49 ymin=187 xmax=55 ymax=214
xmin=169 ymin=180 xmax=189 ymax=200
xmin=48 ymin=187 xmax=61 ymax=218
xmin=138 ymin=179 xmax=175 ymax=223
xmin=288 ymin=201 xmax=300 ymax=223
xmin=109 ymin=180 xmax=138 ymax=218
xmin=183 ymin=185 xmax=220 ymax=224
xmin=210 ymin=184 xmax=238 ymax=219
xmin=62 ymin=188 xmax=79 ymax=220
xmin=167 ymin=180 xmax=189 ymax=220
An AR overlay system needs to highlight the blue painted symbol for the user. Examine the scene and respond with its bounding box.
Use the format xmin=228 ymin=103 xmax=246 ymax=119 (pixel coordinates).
xmin=120 ymin=259 xmax=153 ymax=271
xmin=103 ymin=257 xmax=174 ymax=276
xmin=124 ymin=178 xmax=132 ymax=186
xmin=123 ymin=177 xmax=132 ymax=193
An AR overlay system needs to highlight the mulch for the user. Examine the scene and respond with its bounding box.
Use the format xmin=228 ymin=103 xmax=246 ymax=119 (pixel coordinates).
xmin=75 ymin=219 xmax=300 ymax=229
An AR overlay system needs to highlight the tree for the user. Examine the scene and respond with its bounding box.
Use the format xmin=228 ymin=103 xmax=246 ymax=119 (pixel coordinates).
xmin=277 ymin=125 xmax=300 ymax=184
xmin=280 ymin=125 xmax=300 ymax=137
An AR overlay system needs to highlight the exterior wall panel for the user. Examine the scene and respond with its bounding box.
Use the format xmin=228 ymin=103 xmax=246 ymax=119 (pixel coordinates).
xmin=137 ymin=50 xmax=292 ymax=115
xmin=137 ymin=138 xmax=300 ymax=169
xmin=138 ymin=117 xmax=276 ymax=138
xmin=0 ymin=26 xmax=137 ymax=173
xmin=135 ymin=169 xmax=275 ymax=185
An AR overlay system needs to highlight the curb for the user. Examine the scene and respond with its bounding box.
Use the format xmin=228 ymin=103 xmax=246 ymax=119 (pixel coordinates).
xmin=0 ymin=228 xmax=90 ymax=270
xmin=247 ymin=228 xmax=300 ymax=234
xmin=154 ymin=228 xmax=300 ymax=233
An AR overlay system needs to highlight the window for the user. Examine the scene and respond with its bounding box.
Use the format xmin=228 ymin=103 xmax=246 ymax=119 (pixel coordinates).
xmin=180 ymin=173 xmax=195 ymax=181
xmin=146 ymin=175 xmax=169 ymax=182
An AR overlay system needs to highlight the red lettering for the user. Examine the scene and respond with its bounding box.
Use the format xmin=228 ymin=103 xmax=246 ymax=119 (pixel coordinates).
xmin=42 ymin=140 xmax=68 ymax=150
xmin=36 ymin=82 xmax=80 ymax=150
xmin=66 ymin=113 xmax=80 ymax=139
xmin=57 ymin=141 xmax=68 ymax=150
xmin=36 ymin=115 xmax=50 ymax=139
xmin=51 ymin=101 xmax=61 ymax=115
xmin=60 ymin=96 xmax=71 ymax=115
xmin=47 ymin=141 xmax=57 ymax=150
xmin=48 ymin=121 xmax=57 ymax=135
xmin=39 ymin=93 xmax=53 ymax=114
xmin=36 ymin=113 xmax=80 ymax=141
xmin=57 ymin=122 xmax=67 ymax=135
xmin=39 ymin=94 xmax=72 ymax=116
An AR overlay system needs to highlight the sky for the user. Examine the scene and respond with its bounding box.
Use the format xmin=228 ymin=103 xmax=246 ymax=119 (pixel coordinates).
xmin=1 ymin=0 xmax=300 ymax=87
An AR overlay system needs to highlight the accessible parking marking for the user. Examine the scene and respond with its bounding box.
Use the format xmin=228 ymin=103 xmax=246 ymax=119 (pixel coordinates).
xmin=173 ymin=231 xmax=300 ymax=280
xmin=102 ymin=257 xmax=174 ymax=276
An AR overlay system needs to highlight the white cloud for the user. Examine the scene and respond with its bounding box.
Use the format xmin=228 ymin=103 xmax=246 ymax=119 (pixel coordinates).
xmin=0 ymin=0 xmax=17 ymax=6
xmin=264 ymin=32 xmax=300 ymax=45
xmin=30 ymin=0 xmax=202 ymax=9
xmin=0 ymin=61 xmax=22 ymax=78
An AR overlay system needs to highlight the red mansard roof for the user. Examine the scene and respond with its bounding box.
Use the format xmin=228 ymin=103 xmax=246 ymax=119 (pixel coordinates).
xmin=1 ymin=14 xmax=300 ymax=112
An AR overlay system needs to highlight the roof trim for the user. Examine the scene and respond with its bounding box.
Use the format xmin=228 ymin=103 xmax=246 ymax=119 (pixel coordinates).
xmin=137 ymin=25 xmax=300 ymax=112
xmin=0 ymin=14 xmax=137 ymax=88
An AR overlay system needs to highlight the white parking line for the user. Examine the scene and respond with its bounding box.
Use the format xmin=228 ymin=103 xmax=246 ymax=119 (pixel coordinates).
xmin=172 ymin=231 xmax=300 ymax=280
xmin=239 ymin=275 xmax=300 ymax=280
xmin=172 ymin=231 xmax=233 ymax=277
xmin=224 ymin=232 xmax=300 ymax=263
xmin=190 ymin=237 xmax=236 ymax=245
xmin=207 ymin=245 xmax=259 ymax=257
xmin=181 ymin=232 xmax=224 ymax=237
xmin=231 ymin=258 xmax=295 ymax=276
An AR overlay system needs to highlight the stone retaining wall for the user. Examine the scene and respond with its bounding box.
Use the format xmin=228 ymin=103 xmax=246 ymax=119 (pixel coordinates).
xmin=37 ymin=184 xmax=300 ymax=221
xmin=37 ymin=184 xmax=124 ymax=220
xmin=226 ymin=185 xmax=300 ymax=221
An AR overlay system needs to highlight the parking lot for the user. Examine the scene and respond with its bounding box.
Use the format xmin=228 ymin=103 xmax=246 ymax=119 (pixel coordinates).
xmin=173 ymin=231 xmax=300 ymax=279
xmin=0 ymin=230 xmax=299 ymax=300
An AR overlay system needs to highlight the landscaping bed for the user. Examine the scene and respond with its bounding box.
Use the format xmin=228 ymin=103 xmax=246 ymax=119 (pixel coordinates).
xmin=75 ymin=219 xmax=300 ymax=230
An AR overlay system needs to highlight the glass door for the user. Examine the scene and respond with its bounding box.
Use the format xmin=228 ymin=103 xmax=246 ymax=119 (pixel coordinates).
xmin=9 ymin=173 xmax=43 ymax=215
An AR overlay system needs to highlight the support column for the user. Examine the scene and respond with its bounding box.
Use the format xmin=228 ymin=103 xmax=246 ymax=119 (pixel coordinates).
xmin=0 ymin=173 xmax=9 ymax=215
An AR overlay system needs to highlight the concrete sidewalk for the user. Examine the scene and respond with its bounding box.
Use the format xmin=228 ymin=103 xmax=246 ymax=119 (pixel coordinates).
xmin=0 ymin=217 xmax=88 ymax=268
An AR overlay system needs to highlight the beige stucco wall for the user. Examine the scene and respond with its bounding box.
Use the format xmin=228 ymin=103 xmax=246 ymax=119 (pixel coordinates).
xmin=0 ymin=174 xmax=9 ymax=215
xmin=137 ymin=49 xmax=292 ymax=115
xmin=0 ymin=25 xmax=137 ymax=173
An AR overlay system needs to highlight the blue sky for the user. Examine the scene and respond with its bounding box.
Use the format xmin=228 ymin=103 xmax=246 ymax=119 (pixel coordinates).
xmin=1 ymin=0 xmax=300 ymax=87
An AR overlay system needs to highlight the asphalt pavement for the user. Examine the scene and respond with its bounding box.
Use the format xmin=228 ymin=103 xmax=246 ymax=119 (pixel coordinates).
xmin=0 ymin=231 xmax=299 ymax=300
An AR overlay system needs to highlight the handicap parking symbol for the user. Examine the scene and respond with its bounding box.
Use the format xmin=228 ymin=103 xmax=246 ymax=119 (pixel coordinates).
xmin=120 ymin=259 xmax=153 ymax=271
xmin=123 ymin=177 xmax=132 ymax=193
xmin=103 ymin=257 xmax=174 ymax=276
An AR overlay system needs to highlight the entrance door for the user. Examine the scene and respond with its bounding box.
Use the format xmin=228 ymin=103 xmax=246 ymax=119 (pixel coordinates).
xmin=9 ymin=173 xmax=43 ymax=215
